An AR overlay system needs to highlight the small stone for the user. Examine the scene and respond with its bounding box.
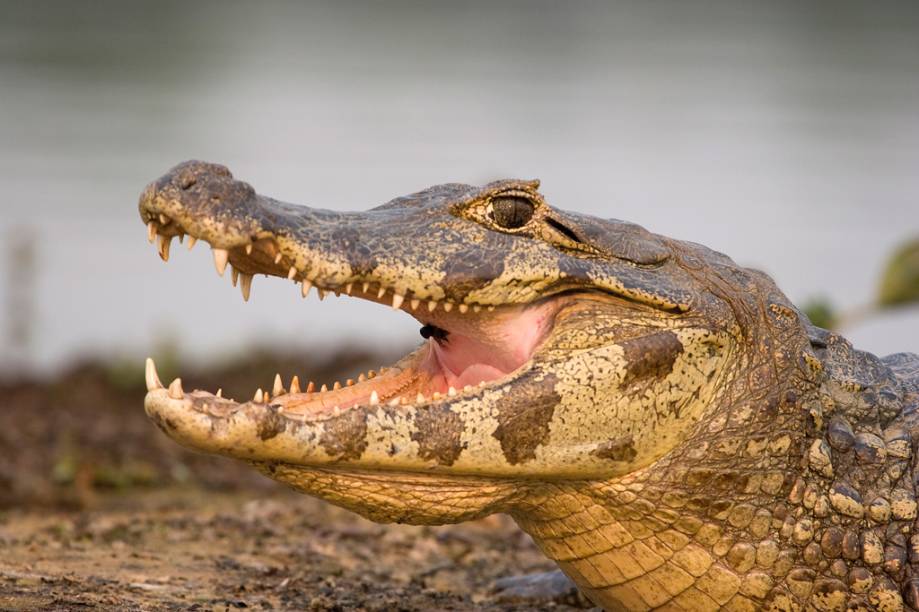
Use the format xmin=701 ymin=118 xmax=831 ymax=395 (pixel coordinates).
xmin=854 ymin=432 xmax=886 ymax=463
xmin=821 ymin=527 xmax=844 ymax=558
xmin=826 ymin=416 xmax=854 ymax=451
xmin=829 ymin=481 xmax=864 ymax=518
xmin=848 ymin=567 xmax=873 ymax=594
xmin=842 ymin=530 xmax=861 ymax=560
xmin=793 ymin=519 xmax=814 ymax=546
xmin=889 ymin=488 xmax=917 ymax=521
xmin=756 ymin=540 xmax=779 ymax=568
xmin=883 ymin=427 xmax=911 ymax=459
xmin=867 ymin=497 xmax=891 ymax=523
xmin=862 ymin=530 xmax=884 ymax=565
xmin=883 ymin=543 xmax=906 ymax=575
xmin=808 ymin=439 xmax=834 ymax=478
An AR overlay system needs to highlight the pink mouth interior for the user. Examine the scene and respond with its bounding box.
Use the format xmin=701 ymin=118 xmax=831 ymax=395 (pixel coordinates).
xmin=272 ymin=298 xmax=561 ymax=415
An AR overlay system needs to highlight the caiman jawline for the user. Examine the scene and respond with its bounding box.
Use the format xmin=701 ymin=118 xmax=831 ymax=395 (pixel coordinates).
xmin=142 ymin=212 xmax=562 ymax=420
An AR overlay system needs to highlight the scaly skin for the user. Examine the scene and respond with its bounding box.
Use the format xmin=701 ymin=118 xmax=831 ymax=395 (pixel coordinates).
xmin=139 ymin=161 xmax=919 ymax=611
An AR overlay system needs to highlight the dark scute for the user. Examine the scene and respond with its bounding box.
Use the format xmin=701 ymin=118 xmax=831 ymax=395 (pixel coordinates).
xmin=491 ymin=196 xmax=534 ymax=229
xmin=620 ymin=330 xmax=684 ymax=385
xmin=411 ymin=405 xmax=466 ymax=466
xmin=551 ymin=210 xmax=670 ymax=265
xmin=492 ymin=373 xmax=560 ymax=465
xmin=319 ymin=409 xmax=368 ymax=461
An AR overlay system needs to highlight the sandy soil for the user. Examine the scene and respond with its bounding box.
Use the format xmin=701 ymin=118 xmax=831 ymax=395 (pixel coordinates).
xmin=0 ymin=355 xmax=589 ymax=611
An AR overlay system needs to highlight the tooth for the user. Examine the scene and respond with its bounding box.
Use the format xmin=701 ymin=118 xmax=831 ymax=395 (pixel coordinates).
xmin=158 ymin=214 xmax=169 ymax=225
xmin=388 ymin=397 xmax=400 ymax=406
xmin=334 ymin=289 xmax=341 ymax=297
xmin=369 ymin=390 xmax=379 ymax=405
xmin=177 ymin=233 xmax=184 ymax=244
xmin=145 ymin=358 xmax=163 ymax=390
xmin=187 ymin=236 xmax=198 ymax=251
xmin=362 ymin=282 xmax=370 ymax=293
xmin=346 ymin=379 xmax=354 ymax=386
xmin=377 ymin=287 xmax=387 ymax=299
xmin=212 ymin=248 xmax=229 ymax=276
xmin=459 ymin=304 xmax=469 ymax=314
xmin=392 ymin=294 xmax=404 ymax=309
xmin=301 ymin=279 xmax=312 ymax=298
xmin=463 ymin=385 xmax=472 ymax=392
xmin=416 ymin=393 xmax=425 ymax=403
xmin=333 ymin=406 xmax=341 ymax=416
xmin=320 ymin=384 xmax=328 ymax=392
xmin=240 ymin=273 xmax=253 ymax=301
xmin=216 ymin=388 xmax=223 ymax=398
xmin=245 ymin=244 xmax=253 ymax=255
xmin=345 ymin=283 xmax=353 ymax=295
xmin=368 ymin=370 xmax=377 ymax=379
xmin=317 ymin=289 xmax=327 ymax=300
xmin=168 ymin=378 xmax=184 ymax=399
xmin=410 ymin=299 xmax=420 ymax=310
xmin=147 ymin=221 xmax=157 ymax=243
xmin=358 ymin=373 xmax=366 ymax=382
xmin=333 ymin=381 xmax=341 ymax=390
xmin=264 ymin=390 xmax=271 ymax=402
xmin=288 ymin=266 xmax=298 ymax=280
xmin=273 ymin=374 xmax=285 ymax=397
xmin=231 ymin=266 xmax=239 ymax=287
xmin=428 ymin=301 xmax=437 ymax=312
xmin=443 ymin=302 xmax=453 ymax=313
xmin=290 ymin=376 xmax=301 ymax=394
xmin=277 ymin=406 xmax=285 ymax=414
xmin=474 ymin=305 xmax=482 ymax=313
xmin=401 ymin=397 xmax=409 ymax=405
xmin=306 ymin=381 xmax=315 ymax=393
xmin=487 ymin=306 xmax=495 ymax=312
xmin=433 ymin=392 xmax=442 ymax=400
xmin=274 ymin=253 xmax=283 ymax=264
xmin=253 ymin=388 xmax=264 ymax=403
xmin=448 ymin=386 xmax=457 ymax=396
xmin=157 ymin=235 xmax=172 ymax=261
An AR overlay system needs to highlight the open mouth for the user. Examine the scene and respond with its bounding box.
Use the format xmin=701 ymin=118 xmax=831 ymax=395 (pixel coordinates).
xmin=142 ymin=214 xmax=564 ymax=420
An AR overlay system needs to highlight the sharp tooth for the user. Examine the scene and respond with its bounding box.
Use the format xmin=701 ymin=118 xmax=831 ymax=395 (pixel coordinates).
xmin=240 ymin=273 xmax=253 ymax=301
xmin=157 ymin=235 xmax=172 ymax=261
xmin=463 ymin=385 xmax=472 ymax=392
xmin=245 ymin=244 xmax=253 ymax=255
xmin=147 ymin=221 xmax=157 ymax=243
xmin=288 ymin=266 xmax=298 ymax=280
xmin=443 ymin=302 xmax=453 ymax=312
xmin=264 ymin=390 xmax=271 ymax=401
xmin=345 ymin=283 xmax=353 ymax=295
xmin=474 ymin=305 xmax=482 ymax=313
xmin=388 ymin=397 xmax=400 ymax=406
xmin=273 ymin=374 xmax=285 ymax=397
xmin=458 ymin=304 xmax=469 ymax=314
xmin=230 ymin=266 xmax=239 ymax=287
xmin=448 ymin=386 xmax=457 ymax=396
xmin=317 ymin=289 xmax=327 ymax=300
xmin=212 ymin=248 xmax=229 ymax=276
xmin=428 ymin=301 xmax=437 ymax=312
xmin=167 ymin=378 xmax=184 ymax=399
xmin=377 ymin=287 xmax=387 ymax=299
xmin=334 ymin=289 xmax=340 ymax=297
xmin=158 ymin=214 xmax=169 ymax=225
xmin=401 ymin=397 xmax=409 ymax=405
xmin=410 ymin=299 xmax=420 ymax=310
xmin=306 ymin=381 xmax=315 ymax=393
xmin=346 ymin=379 xmax=354 ymax=386
xmin=416 ymin=393 xmax=425 ymax=403
xmin=333 ymin=381 xmax=341 ymax=390
xmin=216 ymin=388 xmax=223 ymax=398
xmin=177 ymin=233 xmax=184 ymax=244
xmin=253 ymin=388 xmax=264 ymax=403
xmin=392 ymin=293 xmax=404 ymax=309
xmin=369 ymin=390 xmax=379 ymax=405
xmin=187 ymin=236 xmax=198 ymax=251
xmin=144 ymin=357 xmax=163 ymax=390
xmin=274 ymin=252 xmax=283 ymax=264
xmin=487 ymin=306 xmax=495 ymax=312
xmin=367 ymin=370 xmax=377 ymax=379
xmin=362 ymin=282 xmax=370 ymax=293
xmin=290 ymin=376 xmax=301 ymax=394
xmin=433 ymin=392 xmax=443 ymax=400
xmin=333 ymin=406 xmax=341 ymax=416
xmin=301 ymin=279 xmax=312 ymax=298
xmin=358 ymin=373 xmax=366 ymax=382
xmin=320 ymin=384 xmax=328 ymax=392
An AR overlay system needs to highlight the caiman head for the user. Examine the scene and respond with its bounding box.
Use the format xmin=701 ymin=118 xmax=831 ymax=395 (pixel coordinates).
xmin=139 ymin=160 xmax=807 ymax=525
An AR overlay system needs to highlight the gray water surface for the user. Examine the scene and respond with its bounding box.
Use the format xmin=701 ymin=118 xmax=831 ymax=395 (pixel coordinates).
xmin=1 ymin=1 xmax=917 ymax=372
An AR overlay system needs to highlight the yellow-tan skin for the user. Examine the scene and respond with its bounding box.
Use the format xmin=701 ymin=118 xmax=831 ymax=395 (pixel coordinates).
xmin=141 ymin=161 xmax=919 ymax=611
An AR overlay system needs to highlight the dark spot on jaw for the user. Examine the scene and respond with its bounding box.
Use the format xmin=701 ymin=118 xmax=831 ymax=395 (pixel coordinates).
xmin=620 ymin=330 xmax=684 ymax=384
xmin=319 ymin=408 xmax=368 ymax=461
xmin=592 ymin=436 xmax=637 ymax=462
xmin=148 ymin=411 xmax=177 ymax=434
xmin=492 ymin=372 xmax=561 ymax=465
xmin=257 ymin=405 xmax=286 ymax=441
xmin=411 ymin=405 xmax=466 ymax=466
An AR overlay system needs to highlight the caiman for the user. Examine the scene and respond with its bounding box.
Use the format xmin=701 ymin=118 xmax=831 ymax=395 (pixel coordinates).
xmin=138 ymin=160 xmax=919 ymax=611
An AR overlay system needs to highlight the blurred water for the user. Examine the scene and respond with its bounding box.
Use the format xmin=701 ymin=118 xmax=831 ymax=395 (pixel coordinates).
xmin=1 ymin=0 xmax=917 ymax=372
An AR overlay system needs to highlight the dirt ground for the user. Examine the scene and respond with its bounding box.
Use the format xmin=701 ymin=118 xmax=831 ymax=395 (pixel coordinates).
xmin=0 ymin=353 xmax=588 ymax=611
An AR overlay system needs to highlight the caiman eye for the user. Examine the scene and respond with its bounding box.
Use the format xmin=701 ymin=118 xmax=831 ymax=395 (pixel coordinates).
xmin=490 ymin=196 xmax=534 ymax=229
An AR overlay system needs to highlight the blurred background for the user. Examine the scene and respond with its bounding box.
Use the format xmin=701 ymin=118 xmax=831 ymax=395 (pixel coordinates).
xmin=1 ymin=0 xmax=918 ymax=500
xmin=0 ymin=3 xmax=918 ymax=608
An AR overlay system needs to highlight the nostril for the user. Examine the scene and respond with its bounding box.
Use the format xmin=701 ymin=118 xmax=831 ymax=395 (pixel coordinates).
xmin=179 ymin=172 xmax=197 ymax=190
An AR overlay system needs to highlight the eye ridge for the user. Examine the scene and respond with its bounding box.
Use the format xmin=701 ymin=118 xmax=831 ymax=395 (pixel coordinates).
xmin=490 ymin=195 xmax=534 ymax=229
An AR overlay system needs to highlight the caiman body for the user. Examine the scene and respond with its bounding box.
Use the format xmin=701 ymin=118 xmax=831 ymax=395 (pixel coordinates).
xmin=139 ymin=161 xmax=919 ymax=611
